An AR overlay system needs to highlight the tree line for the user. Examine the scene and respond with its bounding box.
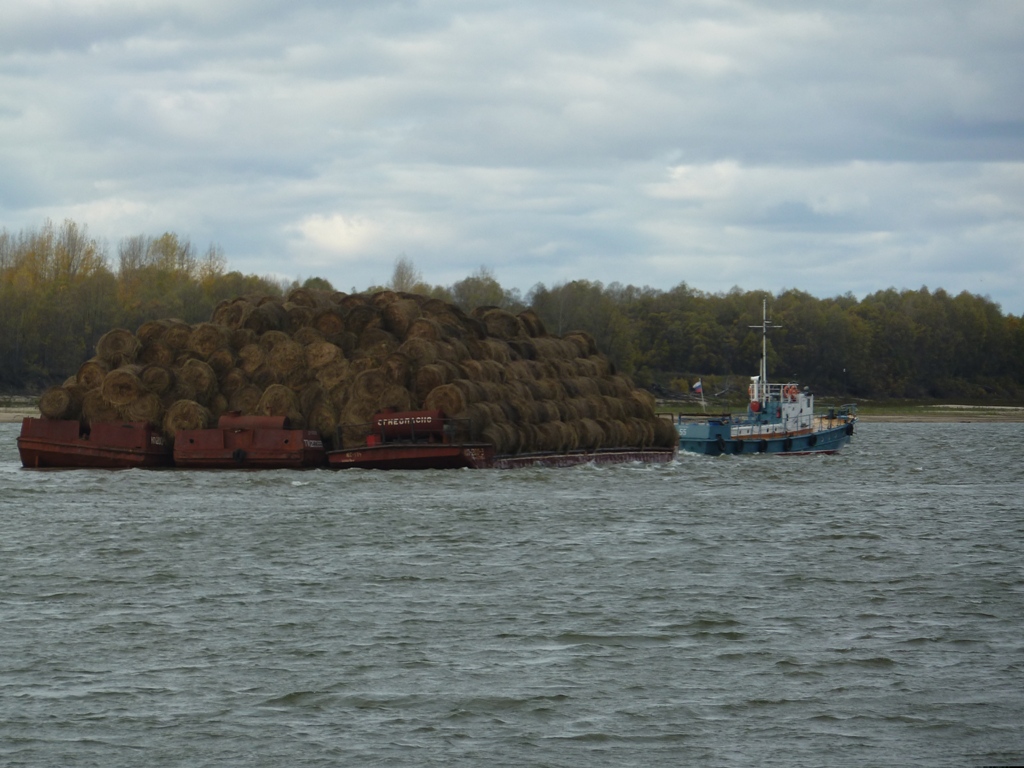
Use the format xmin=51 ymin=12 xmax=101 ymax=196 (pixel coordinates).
xmin=3 ymin=219 xmax=1022 ymax=400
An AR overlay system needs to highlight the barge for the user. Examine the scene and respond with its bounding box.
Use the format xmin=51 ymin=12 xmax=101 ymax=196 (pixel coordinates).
xmin=17 ymin=417 xmax=172 ymax=469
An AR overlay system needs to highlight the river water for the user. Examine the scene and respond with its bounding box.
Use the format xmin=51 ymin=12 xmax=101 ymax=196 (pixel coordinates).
xmin=1 ymin=421 xmax=1022 ymax=767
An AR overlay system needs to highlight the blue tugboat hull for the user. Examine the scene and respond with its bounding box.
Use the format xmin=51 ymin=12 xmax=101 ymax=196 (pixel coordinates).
xmin=677 ymin=420 xmax=854 ymax=456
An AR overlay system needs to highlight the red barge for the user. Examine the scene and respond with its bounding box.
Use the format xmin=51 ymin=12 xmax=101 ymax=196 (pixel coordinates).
xmin=173 ymin=414 xmax=326 ymax=469
xmin=17 ymin=417 xmax=172 ymax=469
xmin=327 ymin=410 xmax=676 ymax=470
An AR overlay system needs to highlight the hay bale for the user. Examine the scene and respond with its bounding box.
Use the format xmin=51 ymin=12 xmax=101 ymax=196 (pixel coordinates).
xmin=163 ymin=399 xmax=212 ymax=440
xmin=348 ymin=368 xmax=388 ymax=404
xmin=76 ymin=358 xmax=109 ymax=390
xmin=258 ymin=330 xmax=291 ymax=351
xmin=101 ymin=366 xmax=146 ymax=406
xmin=306 ymin=398 xmax=338 ymax=443
xmin=286 ymin=287 xmax=332 ymax=309
xmin=211 ymin=298 xmax=255 ymax=328
xmin=163 ymin=321 xmax=193 ymax=351
xmin=242 ymin=301 xmax=285 ymax=334
xmin=345 ymin=304 xmax=382 ymax=335
xmin=413 ymin=363 xmax=455 ymax=403
xmin=381 ymin=352 xmax=413 ymax=388
xmin=313 ymin=307 xmax=346 ymax=338
xmin=120 ymin=392 xmax=164 ymax=426
xmin=376 ymin=384 xmax=414 ymax=412
xmin=629 ymin=389 xmax=657 ymax=418
xmin=229 ymin=327 xmax=258 ymax=350
xmin=382 ymin=298 xmax=422 ymax=338
xmin=82 ymin=389 xmax=121 ymax=425
xmin=178 ymin=358 xmax=218 ymax=405
xmin=96 ymin=329 xmax=141 ymax=367
xmin=256 ymin=384 xmax=301 ymax=421
xmin=205 ymin=347 xmax=236 ymax=375
xmin=314 ymin=359 xmax=351 ymax=392
xmin=140 ymin=364 xmax=175 ymax=396
xmin=136 ymin=319 xmax=170 ymax=344
xmin=517 ymin=309 xmax=547 ymax=338
xmin=138 ymin=340 xmax=175 ymax=367
xmin=356 ymin=328 xmax=399 ymax=364
xmin=283 ymin=302 xmax=315 ymax=333
xmin=652 ymin=417 xmax=678 ymax=447
xmin=563 ymin=331 xmax=598 ymax=357
xmin=237 ymin=343 xmax=265 ymax=374
xmin=423 ymin=383 xmax=466 ymax=417
xmin=305 ymin=341 xmax=343 ymax=371
xmin=480 ymin=308 xmax=524 ymax=340
xmin=292 ymin=326 xmax=324 ymax=346
xmin=298 ymin=382 xmax=326 ymax=418
xmin=266 ymin=338 xmax=305 ymax=380
xmin=227 ymin=383 xmax=262 ymax=415
xmin=39 ymin=385 xmax=84 ymax=421
xmin=218 ymin=367 xmax=249 ymax=397
xmin=397 ymin=337 xmax=439 ymax=367
xmin=188 ymin=323 xmax=230 ymax=359
xmin=404 ymin=317 xmax=443 ymax=342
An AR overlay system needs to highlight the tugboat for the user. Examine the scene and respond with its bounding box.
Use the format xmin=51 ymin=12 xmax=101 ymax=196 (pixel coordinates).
xmin=676 ymin=301 xmax=857 ymax=456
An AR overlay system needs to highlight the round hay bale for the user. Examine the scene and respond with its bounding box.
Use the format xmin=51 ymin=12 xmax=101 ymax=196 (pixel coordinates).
xmin=381 ymin=352 xmax=413 ymax=388
xmin=305 ymin=341 xmax=343 ymax=371
xmin=211 ymin=298 xmax=254 ymax=329
xmin=652 ymin=417 xmax=678 ymax=447
xmin=249 ymin=365 xmax=278 ymax=389
xmin=101 ymin=366 xmax=146 ymax=406
xmin=306 ymin=398 xmax=338 ymax=444
xmin=345 ymin=304 xmax=382 ymax=336
xmin=517 ymin=309 xmax=547 ymax=337
xmin=298 ymin=382 xmax=326 ymax=417
xmin=96 ymin=329 xmax=141 ymax=367
xmin=218 ymin=367 xmax=248 ymax=397
xmin=313 ymin=307 xmax=346 ymax=338
xmin=349 ymin=368 xmax=389 ymax=403
xmin=76 ymin=358 xmax=109 ymax=390
xmin=338 ymin=293 xmax=370 ymax=310
xmin=376 ymin=384 xmax=413 ymax=412
xmin=188 ymin=323 xmax=230 ymax=359
xmin=575 ymin=418 xmax=605 ymax=450
xmin=178 ymin=358 xmax=218 ymax=405
xmin=382 ymin=298 xmax=422 ymax=338
xmin=507 ymin=338 xmax=537 ymax=361
xmin=563 ymin=331 xmax=598 ymax=357
xmin=227 ymin=383 xmax=262 ymax=415
xmin=163 ymin=320 xmax=193 ymax=351
xmin=237 ymin=343 xmax=265 ymax=374
xmin=266 ymin=338 xmax=305 ymax=380
xmin=163 ymin=399 xmax=212 ymax=440
xmin=397 ymin=337 xmax=439 ymax=367
xmin=629 ymin=389 xmax=656 ymax=418
xmin=283 ymin=302 xmax=315 ymax=333
xmin=136 ymin=319 xmax=170 ymax=344
xmin=206 ymin=347 xmax=236 ymax=376
xmin=480 ymin=339 xmax=512 ymax=364
xmin=292 ymin=326 xmax=324 ymax=346
xmin=256 ymin=384 xmax=300 ymax=418
xmin=356 ymin=328 xmax=399 ymax=364
xmin=243 ymin=301 xmax=285 ymax=334
xmin=39 ymin=385 xmax=85 ymax=421
xmin=338 ymin=399 xmax=376 ymax=447
xmin=423 ymin=383 xmax=466 ymax=417
xmin=404 ymin=316 xmax=443 ymax=342
xmin=140 ymin=364 xmax=175 ymax=396
xmin=259 ymin=329 xmax=291 ymax=351
xmin=120 ymin=392 xmax=164 ymax=426
xmin=82 ymin=389 xmax=121 ymax=425
xmin=480 ymin=308 xmax=523 ymax=340
xmin=286 ymin=287 xmax=332 ymax=309
xmin=413 ymin=363 xmax=452 ymax=403
xmin=314 ymin=359 xmax=351 ymax=392
xmin=451 ymin=378 xmax=486 ymax=405
xmin=138 ymin=340 xmax=175 ymax=367
xmin=229 ymin=327 xmax=258 ymax=350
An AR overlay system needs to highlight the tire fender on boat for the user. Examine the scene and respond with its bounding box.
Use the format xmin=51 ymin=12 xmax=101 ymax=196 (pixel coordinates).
xmin=808 ymin=434 xmax=818 ymax=447
xmin=232 ymin=448 xmax=247 ymax=463
xmin=845 ymin=423 xmax=854 ymax=436
xmin=782 ymin=437 xmax=793 ymax=452
xmin=716 ymin=435 xmax=726 ymax=452
xmin=758 ymin=439 xmax=768 ymax=453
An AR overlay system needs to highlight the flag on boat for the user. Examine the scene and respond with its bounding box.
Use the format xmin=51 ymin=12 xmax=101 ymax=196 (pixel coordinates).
xmin=692 ymin=379 xmax=702 ymax=394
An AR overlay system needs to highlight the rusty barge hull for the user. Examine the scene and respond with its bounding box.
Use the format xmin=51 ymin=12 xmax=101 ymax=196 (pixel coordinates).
xmin=173 ymin=414 xmax=326 ymax=469
xmin=17 ymin=418 xmax=172 ymax=469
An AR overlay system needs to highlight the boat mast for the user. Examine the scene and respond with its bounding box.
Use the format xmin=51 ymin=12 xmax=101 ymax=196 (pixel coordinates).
xmin=750 ymin=299 xmax=781 ymax=398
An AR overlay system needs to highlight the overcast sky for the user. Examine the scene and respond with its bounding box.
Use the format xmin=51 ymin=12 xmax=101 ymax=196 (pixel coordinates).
xmin=3 ymin=1 xmax=1023 ymax=313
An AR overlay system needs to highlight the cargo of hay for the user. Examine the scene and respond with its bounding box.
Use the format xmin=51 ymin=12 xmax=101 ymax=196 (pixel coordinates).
xmin=82 ymin=389 xmax=121 ymax=425
xmin=188 ymin=323 xmax=230 ymax=359
xmin=162 ymin=321 xmax=193 ymax=351
xmin=76 ymin=358 xmax=109 ymax=390
xmin=227 ymin=383 xmax=262 ymax=415
xmin=96 ymin=329 xmax=141 ymax=367
xmin=256 ymin=384 xmax=301 ymax=420
xmin=140 ymin=364 xmax=175 ymax=396
xmin=313 ymin=307 xmax=346 ymax=338
xmin=305 ymin=341 xmax=343 ymax=371
xmin=101 ymin=366 xmax=146 ymax=406
xmin=423 ymin=382 xmax=466 ymax=417
xmin=39 ymin=385 xmax=85 ymax=421
xmin=178 ymin=358 xmax=218 ymax=405
xmin=283 ymin=302 xmax=314 ymax=333
xmin=163 ymin=399 xmax=212 ymax=440
xmin=314 ymin=359 xmax=351 ymax=392
xmin=382 ymin=298 xmax=422 ymax=338
xmin=120 ymin=392 xmax=164 ymax=426
xmin=266 ymin=338 xmax=305 ymax=381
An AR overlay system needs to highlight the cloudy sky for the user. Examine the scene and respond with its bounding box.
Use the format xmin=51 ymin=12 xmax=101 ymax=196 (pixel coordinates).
xmin=3 ymin=1 xmax=1023 ymax=312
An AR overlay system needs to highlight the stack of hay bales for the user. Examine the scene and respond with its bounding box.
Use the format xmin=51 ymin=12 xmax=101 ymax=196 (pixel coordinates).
xmin=37 ymin=289 xmax=678 ymax=452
